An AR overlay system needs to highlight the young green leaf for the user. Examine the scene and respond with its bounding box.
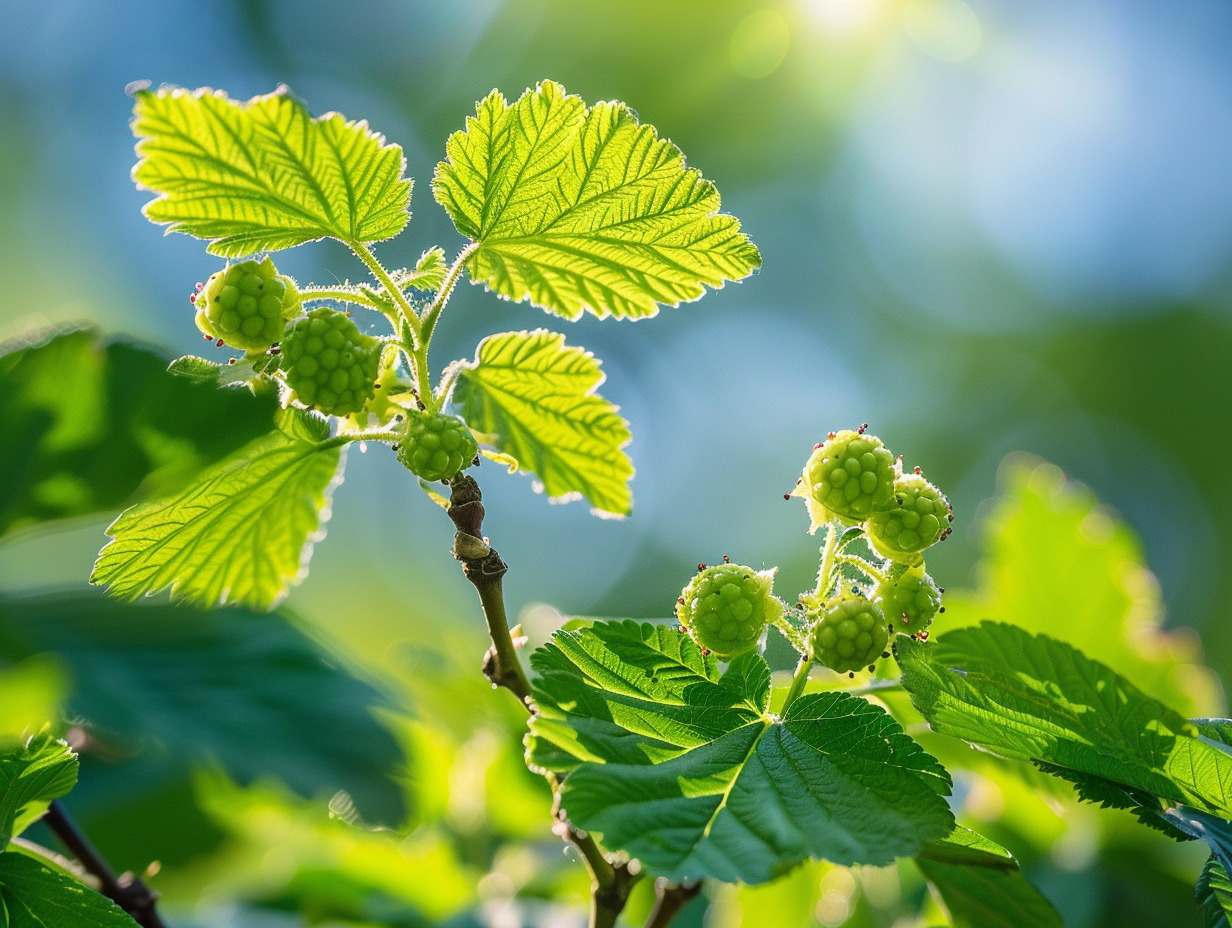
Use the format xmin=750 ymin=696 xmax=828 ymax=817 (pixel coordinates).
xmin=1198 ymin=854 xmax=1232 ymax=928
xmin=91 ymin=412 xmax=344 ymax=609
xmin=915 ymin=827 xmax=1062 ymax=928
xmin=0 ymin=852 xmax=139 ymax=927
xmin=0 ymin=592 xmax=408 ymax=826
xmin=0 ymin=734 xmax=77 ymax=850
xmin=897 ymin=623 xmax=1232 ymax=818
xmin=454 ymin=330 xmax=632 ymax=516
xmin=527 ymin=621 xmax=953 ymax=883
xmin=433 ymin=80 xmax=761 ymax=320
xmin=132 ymin=85 xmax=411 ymax=257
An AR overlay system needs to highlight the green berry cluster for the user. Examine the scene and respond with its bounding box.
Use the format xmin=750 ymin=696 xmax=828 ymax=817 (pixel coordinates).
xmin=809 ymin=594 xmax=889 ymax=675
xmin=676 ymin=562 xmax=782 ymax=661
xmin=873 ymin=563 xmax=942 ymax=636
xmin=801 ymin=428 xmax=897 ymax=523
xmin=797 ymin=426 xmax=953 ymax=565
xmin=193 ymin=256 xmax=299 ymax=351
xmin=396 ymin=411 xmax=478 ymax=482
xmin=280 ymin=308 xmax=382 ymax=416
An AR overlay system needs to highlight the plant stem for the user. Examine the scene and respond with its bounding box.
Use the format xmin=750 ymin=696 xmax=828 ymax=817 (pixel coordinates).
xmin=420 ymin=243 xmax=478 ymax=347
xmin=297 ymin=285 xmax=387 ymax=311
xmin=643 ymin=880 xmax=702 ymax=928
xmin=444 ymin=474 xmax=639 ymax=926
xmin=43 ymin=801 xmax=168 ymax=928
xmin=352 ymin=243 xmax=438 ymax=412
xmin=780 ymin=654 xmax=813 ymax=715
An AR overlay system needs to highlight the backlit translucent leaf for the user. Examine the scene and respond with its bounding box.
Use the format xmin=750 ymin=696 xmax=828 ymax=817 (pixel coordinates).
xmin=434 ymin=80 xmax=760 ymax=320
xmin=0 ymin=592 xmax=407 ymax=825
xmin=527 ymin=621 xmax=953 ymax=883
xmin=897 ymin=623 xmax=1232 ymax=819
xmin=0 ymin=734 xmax=77 ymax=850
xmin=940 ymin=457 xmax=1220 ymax=716
xmin=916 ymin=827 xmax=1062 ymax=928
xmin=0 ymin=852 xmax=138 ymax=928
xmin=0 ymin=329 xmax=277 ymax=539
xmin=455 ymin=330 xmax=632 ymax=515
xmin=132 ymin=85 xmax=410 ymax=257
xmin=91 ymin=412 xmax=343 ymax=609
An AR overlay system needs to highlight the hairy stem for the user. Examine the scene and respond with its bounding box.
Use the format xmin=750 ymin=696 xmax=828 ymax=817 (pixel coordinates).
xmin=780 ymin=653 xmax=814 ymax=715
xmin=352 ymin=243 xmax=437 ymax=411
xmin=420 ymin=243 xmax=479 ymax=347
xmin=643 ymin=880 xmax=702 ymax=928
xmin=43 ymin=801 xmax=168 ymax=928
xmin=297 ymin=285 xmax=388 ymax=312
xmin=445 ymin=474 xmax=639 ymax=926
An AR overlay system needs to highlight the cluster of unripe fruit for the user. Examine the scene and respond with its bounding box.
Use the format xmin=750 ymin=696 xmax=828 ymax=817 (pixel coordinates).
xmin=190 ymin=258 xmax=477 ymax=483
xmin=675 ymin=427 xmax=949 ymax=676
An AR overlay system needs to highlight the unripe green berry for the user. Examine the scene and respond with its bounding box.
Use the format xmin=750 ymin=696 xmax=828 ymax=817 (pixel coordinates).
xmin=194 ymin=256 xmax=300 ymax=351
xmin=866 ymin=473 xmax=952 ymax=563
xmin=676 ymin=563 xmax=782 ymax=660
xmin=873 ymin=563 xmax=941 ymax=636
xmin=396 ymin=412 xmax=478 ymax=482
xmin=802 ymin=429 xmax=897 ymax=524
xmin=281 ymin=308 xmax=382 ymax=416
xmin=810 ymin=595 xmax=889 ymax=674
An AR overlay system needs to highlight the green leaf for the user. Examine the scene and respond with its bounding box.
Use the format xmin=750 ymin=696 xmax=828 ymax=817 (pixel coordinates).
xmin=0 ymin=734 xmax=77 ymax=850
xmin=0 ymin=852 xmax=138 ymax=927
xmin=0 ymin=591 xmax=408 ymax=826
xmin=91 ymin=413 xmax=343 ymax=609
xmin=940 ymin=458 xmax=1219 ymax=716
xmin=0 ymin=329 xmax=277 ymax=540
xmin=455 ymin=330 xmax=632 ymax=515
xmin=896 ymin=623 xmax=1232 ymax=818
xmin=527 ymin=621 xmax=953 ymax=883
xmin=917 ymin=855 xmax=1061 ymax=928
xmin=433 ymin=80 xmax=760 ymax=321
xmin=917 ymin=826 xmax=1018 ymax=871
xmin=132 ymin=85 xmax=411 ymax=257
xmin=1198 ymin=854 xmax=1232 ymax=928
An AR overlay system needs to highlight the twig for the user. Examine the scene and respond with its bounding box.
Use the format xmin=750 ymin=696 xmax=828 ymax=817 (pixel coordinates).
xmin=445 ymin=474 xmax=640 ymax=927
xmin=643 ymin=879 xmax=702 ymax=928
xmin=42 ymin=801 xmax=168 ymax=928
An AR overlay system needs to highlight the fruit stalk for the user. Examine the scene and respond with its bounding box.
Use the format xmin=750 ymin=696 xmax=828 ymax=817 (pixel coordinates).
xmin=43 ymin=801 xmax=168 ymax=928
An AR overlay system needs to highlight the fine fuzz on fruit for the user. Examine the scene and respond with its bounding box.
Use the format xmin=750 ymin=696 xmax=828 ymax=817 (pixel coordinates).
xmin=676 ymin=563 xmax=782 ymax=660
xmin=194 ymin=256 xmax=300 ymax=351
xmin=810 ymin=595 xmax=889 ymax=674
xmin=396 ymin=411 xmax=478 ymax=482
xmin=801 ymin=429 xmax=897 ymax=524
xmin=281 ymin=308 xmax=382 ymax=416
xmin=865 ymin=473 xmax=952 ymax=562
xmin=874 ymin=563 xmax=941 ymax=636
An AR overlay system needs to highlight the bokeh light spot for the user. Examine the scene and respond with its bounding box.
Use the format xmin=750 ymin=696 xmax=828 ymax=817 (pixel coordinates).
xmin=730 ymin=9 xmax=792 ymax=80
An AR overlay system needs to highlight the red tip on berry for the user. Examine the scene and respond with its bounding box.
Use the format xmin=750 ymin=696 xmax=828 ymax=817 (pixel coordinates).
xmin=827 ymin=431 xmax=837 ymax=440
xmin=189 ymin=293 xmax=197 ymax=304
xmin=920 ymin=631 xmax=929 ymax=640
xmin=203 ymin=333 xmax=212 ymax=341
xmin=227 ymin=358 xmax=236 ymax=365
xmin=215 ymin=338 xmax=225 ymax=347
xmin=857 ymin=423 xmax=868 ymax=434
xmin=194 ymin=282 xmax=204 ymax=291
xmin=677 ymin=597 xmax=685 ymax=605
xmin=783 ymin=493 xmax=792 ymax=500
xmin=697 ymin=563 xmax=707 ymax=572
xmin=913 ymin=466 xmax=922 ymax=475
xmin=722 ymin=555 xmax=730 ymax=563
xmin=814 ymin=442 xmax=824 ymax=450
